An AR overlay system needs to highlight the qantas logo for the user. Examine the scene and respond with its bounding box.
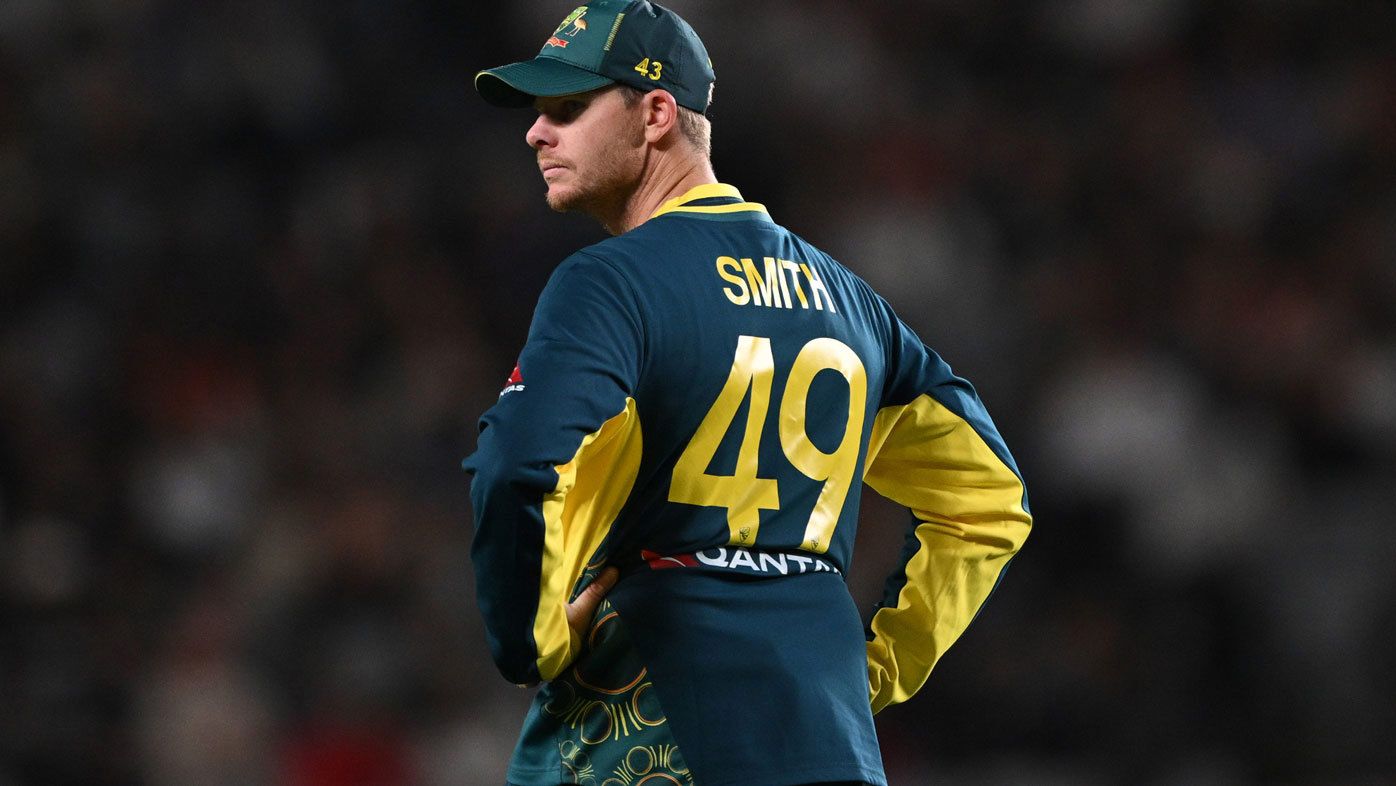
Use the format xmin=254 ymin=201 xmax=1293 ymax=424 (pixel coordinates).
xmin=500 ymin=363 xmax=525 ymax=397
xmin=641 ymin=549 xmax=698 ymax=569
xmin=640 ymin=547 xmax=840 ymax=576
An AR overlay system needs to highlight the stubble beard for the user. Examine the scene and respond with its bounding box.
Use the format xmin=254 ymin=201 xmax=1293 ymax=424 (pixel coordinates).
xmin=545 ymin=129 xmax=644 ymax=227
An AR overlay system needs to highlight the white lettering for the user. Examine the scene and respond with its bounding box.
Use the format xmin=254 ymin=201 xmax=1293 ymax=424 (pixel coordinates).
xmin=686 ymin=547 xmax=840 ymax=575
xmin=695 ymin=548 xmax=728 ymax=567
xmin=757 ymin=551 xmax=789 ymax=575
xmin=728 ymin=548 xmax=759 ymax=570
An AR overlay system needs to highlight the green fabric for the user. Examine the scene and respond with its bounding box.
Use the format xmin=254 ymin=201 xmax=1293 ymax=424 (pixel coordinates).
xmin=475 ymin=1 xmax=715 ymax=112
xmin=506 ymin=595 xmax=694 ymax=785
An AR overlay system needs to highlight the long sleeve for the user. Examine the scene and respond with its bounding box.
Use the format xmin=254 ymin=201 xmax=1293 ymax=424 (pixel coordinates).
xmin=861 ymin=315 xmax=1032 ymax=714
xmin=462 ymin=252 xmax=645 ymax=685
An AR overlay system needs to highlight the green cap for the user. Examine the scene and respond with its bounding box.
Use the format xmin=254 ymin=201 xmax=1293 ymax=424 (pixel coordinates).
xmin=475 ymin=1 xmax=715 ymax=113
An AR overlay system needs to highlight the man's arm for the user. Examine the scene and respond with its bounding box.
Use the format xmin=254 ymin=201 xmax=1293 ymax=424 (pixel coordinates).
xmin=463 ymin=252 xmax=644 ymax=685
xmin=861 ymin=316 xmax=1032 ymax=714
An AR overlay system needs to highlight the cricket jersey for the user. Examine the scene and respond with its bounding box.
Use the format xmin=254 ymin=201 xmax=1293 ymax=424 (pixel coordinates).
xmin=464 ymin=184 xmax=1032 ymax=786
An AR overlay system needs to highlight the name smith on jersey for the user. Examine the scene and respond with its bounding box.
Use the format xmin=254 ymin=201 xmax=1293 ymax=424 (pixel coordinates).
xmin=715 ymin=255 xmax=837 ymax=312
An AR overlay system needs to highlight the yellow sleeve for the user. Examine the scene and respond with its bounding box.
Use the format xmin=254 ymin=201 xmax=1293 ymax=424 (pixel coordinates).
xmin=861 ymin=392 xmax=1031 ymax=714
xmin=465 ymin=253 xmax=645 ymax=685
xmin=533 ymin=398 xmax=643 ymax=679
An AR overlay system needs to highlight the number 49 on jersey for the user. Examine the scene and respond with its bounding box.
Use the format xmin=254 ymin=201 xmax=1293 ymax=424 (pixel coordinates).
xmin=668 ymin=335 xmax=867 ymax=554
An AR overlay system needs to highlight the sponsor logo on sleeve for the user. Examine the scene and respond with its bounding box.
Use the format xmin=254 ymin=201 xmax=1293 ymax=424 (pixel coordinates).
xmin=500 ymin=363 xmax=525 ymax=397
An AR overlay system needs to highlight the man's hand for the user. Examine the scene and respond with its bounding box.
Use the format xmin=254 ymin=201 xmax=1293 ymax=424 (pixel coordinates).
xmin=567 ymin=566 xmax=620 ymax=641
xmin=515 ymin=568 xmax=621 ymax=688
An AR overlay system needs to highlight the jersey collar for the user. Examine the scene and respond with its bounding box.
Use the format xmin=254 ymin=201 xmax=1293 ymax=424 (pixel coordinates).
xmin=649 ymin=183 xmax=771 ymax=221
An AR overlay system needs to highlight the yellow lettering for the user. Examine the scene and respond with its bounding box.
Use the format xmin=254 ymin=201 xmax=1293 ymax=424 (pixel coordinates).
xmin=800 ymin=262 xmax=835 ymax=313
xmin=742 ymin=257 xmax=784 ymax=308
xmin=716 ymin=256 xmax=750 ymax=305
xmin=766 ymin=257 xmax=792 ymax=308
xmin=781 ymin=259 xmax=809 ymax=308
xmin=668 ymin=336 xmax=780 ymax=542
xmin=670 ymin=335 xmax=867 ymax=553
xmin=718 ymin=255 xmax=836 ymax=314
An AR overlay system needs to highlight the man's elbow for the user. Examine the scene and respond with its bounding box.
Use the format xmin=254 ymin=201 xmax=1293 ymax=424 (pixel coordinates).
xmin=469 ymin=440 xmax=559 ymax=502
xmin=993 ymin=501 xmax=1032 ymax=555
xmin=490 ymin=643 xmax=541 ymax=686
xmin=478 ymin=602 xmax=543 ymax=685
xmin=1007 ymin=511 xmax=1031 ymax=554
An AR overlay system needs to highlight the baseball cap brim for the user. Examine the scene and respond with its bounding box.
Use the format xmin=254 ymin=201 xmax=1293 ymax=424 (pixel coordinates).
xmin=475 ymin=57 xmax=617 ymax=108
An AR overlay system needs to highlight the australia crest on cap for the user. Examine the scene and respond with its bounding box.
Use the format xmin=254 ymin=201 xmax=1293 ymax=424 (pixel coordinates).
xmin=546 ymin=6 xmax=590 ymax=48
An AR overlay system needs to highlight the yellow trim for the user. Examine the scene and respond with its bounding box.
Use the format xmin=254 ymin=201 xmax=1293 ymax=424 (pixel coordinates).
xmin=778 ymin=337 xmax=867 ymax=553
xmin=604 ymin=12 xmax=624 ymax=51
xmin=656 ymin=203 xmax=770 ymax=216
xmin=533 ymin=398 xmax=643 ymax=680
xmin=667 ymin=336 xmax=779 ymax=545
xmin=649 ymin=182 xmax=770 ymax=219
xmin=861 ymin=394 xmax=1031 ymax=714
xmin=656 ymin=182 xmax=740 ymax=208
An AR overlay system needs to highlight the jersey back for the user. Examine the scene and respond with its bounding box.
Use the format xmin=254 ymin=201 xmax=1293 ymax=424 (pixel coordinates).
xmin=599 ymin=193 xmax=892 ymax=574
xmin=465 ymin=185 xmax=1031 ymax=786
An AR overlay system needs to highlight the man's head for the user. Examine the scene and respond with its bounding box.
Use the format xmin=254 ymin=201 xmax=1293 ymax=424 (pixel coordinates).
xmin=476 ymin=2 xmax=715 ymax=232
xmin=524 ymin=83 xmax=709 ymax=227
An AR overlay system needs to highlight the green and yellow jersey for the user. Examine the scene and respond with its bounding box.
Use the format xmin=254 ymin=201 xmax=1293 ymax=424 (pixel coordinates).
xmin=464 ymin=183 xmax=1031 ymax=786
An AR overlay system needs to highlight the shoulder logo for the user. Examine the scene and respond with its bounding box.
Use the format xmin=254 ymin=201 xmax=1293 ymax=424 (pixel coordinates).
xmin=500 ymin=363 xmax=525 ymax=397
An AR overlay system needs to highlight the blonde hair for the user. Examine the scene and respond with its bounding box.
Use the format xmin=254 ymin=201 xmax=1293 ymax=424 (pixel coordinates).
xmin=617 ymin=85 xmax=711 ymax=159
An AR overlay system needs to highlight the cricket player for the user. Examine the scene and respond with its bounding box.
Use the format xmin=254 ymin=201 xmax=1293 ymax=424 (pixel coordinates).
xmin=463 ymin=3 xmax=1032 ymax=784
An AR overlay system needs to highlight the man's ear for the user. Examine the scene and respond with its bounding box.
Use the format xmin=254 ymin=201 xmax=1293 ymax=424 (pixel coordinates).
xmin=641 ymin=89 xmax=680 ymax=145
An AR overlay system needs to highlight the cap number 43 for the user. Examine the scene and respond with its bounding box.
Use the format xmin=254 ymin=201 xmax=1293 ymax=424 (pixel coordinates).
xmin=634 ymin=58 xmax=663 ymax=80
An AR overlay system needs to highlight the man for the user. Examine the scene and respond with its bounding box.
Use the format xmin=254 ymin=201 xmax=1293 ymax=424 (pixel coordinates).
xmin=463 ymin=3 xmax=1032 ymax=785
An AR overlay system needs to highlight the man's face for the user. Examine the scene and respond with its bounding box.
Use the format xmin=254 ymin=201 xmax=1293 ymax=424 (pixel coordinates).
xmin=527 ymin=86 xmax=646 ymax=217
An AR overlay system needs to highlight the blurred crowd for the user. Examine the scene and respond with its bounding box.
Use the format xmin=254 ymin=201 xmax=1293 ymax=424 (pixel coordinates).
xmin=2 ymin=0 xmax=1394 ymax=784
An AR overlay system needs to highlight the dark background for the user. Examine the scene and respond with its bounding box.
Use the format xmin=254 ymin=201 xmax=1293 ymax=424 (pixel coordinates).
xmin=2 ymin=1 xmax=1394 ymax=783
